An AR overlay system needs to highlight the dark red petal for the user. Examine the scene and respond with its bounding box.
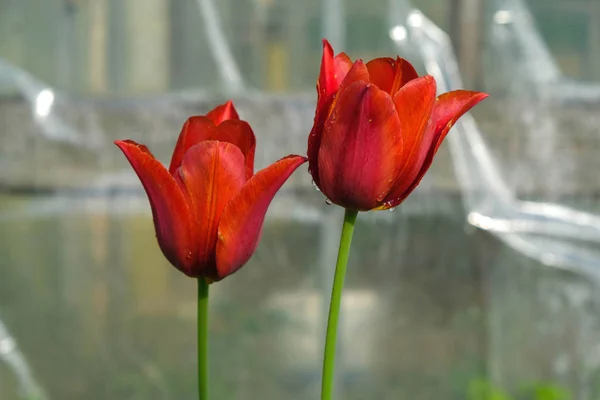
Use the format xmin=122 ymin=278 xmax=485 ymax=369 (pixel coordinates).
xmin=169 ymin=115 xmax=255 ymax=178
xmin=317 ymin=39 xmax=353 ymax=103
xmin=209 ymin=120 xmax=256 ymax=179
xmin=215 ymin=155 xmax=307 ymax=280
xmin=382 ymin=90 xmax=489 ymax=209
xmin=379 ymin=76 xmax=437 ymax=206
xmin=307 ymin=103 xmax=327 ymax=188
xmin=430 ymin=90 xmax=490 ymax=153
xmin=175 ymin=141 xmax=246 ymax=279
xmin=308 ymin=60 xmax=371 ymax=188
xmin=389 ymin=57 xmax=420 ymax=95
xmin=394 ymin=75 xmax=437 ymax=165
xmin=317 ymin=81 xmax=402 ymax=211
xmin=115 ymin=140 xmax=195 ymax=275
xmin=366 ymin=57 xmax=418 ymax=96
xmin=206 ymin=100 xmax=240 ymax=125
xmin=336 ymin=60 xmax=370 ymax=95
xmin=366 ymin=58 xmax=397 ymax=94
xmin=169 ymin=116 xmax=217 ymax=175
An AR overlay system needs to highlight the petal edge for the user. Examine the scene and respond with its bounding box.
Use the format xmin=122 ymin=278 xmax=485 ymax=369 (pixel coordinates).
xmin=215 ymin=155 xmax=307 ymax=280
xmin=115 ymin=140 xmax=195 ymax=275
xmin=207 ymin=100 xmax=240 ymax=125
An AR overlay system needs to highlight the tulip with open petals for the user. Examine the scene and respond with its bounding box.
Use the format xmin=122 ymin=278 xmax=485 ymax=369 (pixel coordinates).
xmin=308 ymin=39 xmax=488 ymax=211
xmin=116 ymin=101 xmax=306 ymax=281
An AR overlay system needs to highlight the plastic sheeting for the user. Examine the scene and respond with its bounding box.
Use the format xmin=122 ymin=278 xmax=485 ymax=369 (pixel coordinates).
xmin=2 ymin=0 xmax=597 ymax=277
xmin=391 ymin=0 xmax=600 ymax=278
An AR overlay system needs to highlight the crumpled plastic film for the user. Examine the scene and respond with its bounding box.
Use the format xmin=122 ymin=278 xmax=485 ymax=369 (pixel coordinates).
xmin=388 ymin=1 xmax=600 ymax=277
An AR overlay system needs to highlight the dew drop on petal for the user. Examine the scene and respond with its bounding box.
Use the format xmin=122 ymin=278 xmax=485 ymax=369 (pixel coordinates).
xmin=325 ymin=198 xmax=332 ymax=205
xmin=389 ymin=207 xmax=396 ymax=212
xmin=311 ymin=180 xmax=321 ymax=192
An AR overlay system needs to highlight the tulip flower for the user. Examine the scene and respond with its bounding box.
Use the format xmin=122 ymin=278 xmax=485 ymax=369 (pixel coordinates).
xmin=115 ymin=101 xmax=306 ymax=281
xmin=310 ymin=39 xmax=489 ymax=400
xmin=115 ymin=101 xmax=306 ymax=400
xmin=308 ymin=39 xmax=488 ymax=211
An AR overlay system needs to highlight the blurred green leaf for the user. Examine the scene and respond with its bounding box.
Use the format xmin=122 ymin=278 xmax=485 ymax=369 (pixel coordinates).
xmin=468 ymin=379 xmax=512 ymax=400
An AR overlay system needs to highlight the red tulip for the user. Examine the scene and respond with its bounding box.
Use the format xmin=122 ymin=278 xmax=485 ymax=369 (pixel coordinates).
xmin=308 ymin=39 xmax=489 ymax=211
xmin=115 ymin=101 xmax=307 ymax=281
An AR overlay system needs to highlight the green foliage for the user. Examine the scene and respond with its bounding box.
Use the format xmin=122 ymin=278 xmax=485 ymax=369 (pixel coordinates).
xmin=467 ymin=379 xmax=572 ymax=400
xmin=468 ymin=379 xmax=511 ymax=400
xmin=519 ymin=383 xmax=572 ymax=400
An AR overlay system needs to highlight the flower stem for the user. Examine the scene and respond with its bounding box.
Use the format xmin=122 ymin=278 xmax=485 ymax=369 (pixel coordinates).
xmin=198 ymin=277 xmax=209 ymax=400
xmin=321 ymin=208 xmax=359 ymax=400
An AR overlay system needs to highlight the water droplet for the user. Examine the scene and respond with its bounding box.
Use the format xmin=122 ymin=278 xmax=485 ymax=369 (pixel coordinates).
xmin=389 ymin=207 xmax=396 ymax=212
xmin=187 ymin=251 xmax=192 ymax=259
xmin=311 ymin=180 xmax=321 ymax=192
xmin=325 ymin=199 xmax=333 ymax=205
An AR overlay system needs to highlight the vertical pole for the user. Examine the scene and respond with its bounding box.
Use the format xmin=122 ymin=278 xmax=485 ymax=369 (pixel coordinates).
xmin=107 ymin=0 xmax=126 ymax=94
xmin=125 ymin=0 xmax=170 ymax=93
xmin=88 ymin=0 xmax=108 ymax=94
xmin=452 ymin=0 xmax=485 ymax=89
xmin=322 ymin=0 xmax=345 ymax=51
xmin=588 ymin=2 xmax=600 ymax=81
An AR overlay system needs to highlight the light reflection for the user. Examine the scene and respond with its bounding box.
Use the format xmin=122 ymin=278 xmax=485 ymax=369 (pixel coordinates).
xmin=468 ymin=212 xmax=512 ymax=232
xmin=34 ymin=89 xmax=54 ymax=118
xmin=0 ymin=337 xmax=16 ymax=355
xmin=494 ymin=10 xmax=513 ymax=25
xmin=389 ymin=25 xmax=407 ymax=42
xmin=407 ymin=11 xmax=423 ymax=28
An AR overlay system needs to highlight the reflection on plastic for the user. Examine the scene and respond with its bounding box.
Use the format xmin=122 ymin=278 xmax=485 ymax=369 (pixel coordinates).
xmin=493 ymin=10 xmax=513 ymax=25
xmin=0 ymin=319 xmax=47 ymax=400
xmin=389 ymin=2 xmax=600 ymax=276
xmin=196 ymin=0 xmax=244 ymax=93
xmin=389 ymin=26 xmax=407 ymax=42
xmin=34 ymin=89 xmax=54 ymax=118
xmin=489 ymin=0 xmax=600 ymax=103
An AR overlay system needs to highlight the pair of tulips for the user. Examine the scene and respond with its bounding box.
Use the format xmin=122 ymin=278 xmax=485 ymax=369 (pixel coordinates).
xmin=117 ymin=39 xmax=487 ymax=400
xmin=116 ymin=40 xmax=487 ymax=282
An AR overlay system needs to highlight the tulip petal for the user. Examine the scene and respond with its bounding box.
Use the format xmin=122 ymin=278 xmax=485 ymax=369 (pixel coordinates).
xmin=318 ymin=81 xmax=402 ymax=211
xmin=169 ymin=116 xmax=217 ymax=175
xmin=336 ymin=60 xmax=370 ymax=94
xmin=394 ymin=75 xmax=437 ymax=167
xmin=366 ymin=57 xmax=418 ymax=96
xmin=169 ymin=116 xmax=256 ymax=178
xmin=215 ymin=155 xmax=307 ymax=280
xmin=390 ymin=57 xmax=420 ymax=95
xmin=206 ymin=100 xmax=240 ymax=125
xmin=208 ymin=120 xmax=256 ymax=179
xmin=381 ymin=90 xmax=489 ymax=209
xmin=429 ymin=90 xmax=490 ymax=153
xmin=378 ymin=76 xmax=437 ymax=206
xmin=115 ymin=140 xmax=195 ymax=275
xmin=175 ymin=141 xmax=246 ymax=279
xmin=308 ymin=60 xmax=370 ymax=187
xmin=317 ymin=39 xmax=353 ymax=103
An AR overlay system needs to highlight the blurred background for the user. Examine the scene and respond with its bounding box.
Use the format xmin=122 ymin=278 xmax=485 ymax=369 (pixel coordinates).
xmin=0 ymin=0 xmax=599 ymax=399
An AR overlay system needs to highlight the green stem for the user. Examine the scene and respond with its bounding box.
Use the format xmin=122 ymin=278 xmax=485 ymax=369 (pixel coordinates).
xmin=321 ymin=208 xmax=359 ymax=400
xmin=198 ymin=278 xmax=209 ymax=400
